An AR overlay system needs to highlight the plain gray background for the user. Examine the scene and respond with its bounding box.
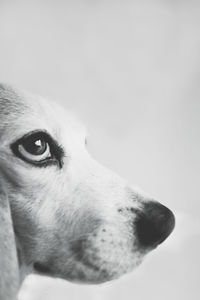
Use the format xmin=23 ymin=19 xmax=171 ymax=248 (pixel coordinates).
xmin=0 ymin=1 xmax=199 ymax=299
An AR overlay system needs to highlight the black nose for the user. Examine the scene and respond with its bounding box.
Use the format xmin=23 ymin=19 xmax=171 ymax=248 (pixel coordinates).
xmin=135 ymin=201 xmax=175 ymax=248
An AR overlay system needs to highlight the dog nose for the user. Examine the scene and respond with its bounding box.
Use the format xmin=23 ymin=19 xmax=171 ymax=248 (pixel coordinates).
xmin=135 ymin=201 xmax=175 ymax=248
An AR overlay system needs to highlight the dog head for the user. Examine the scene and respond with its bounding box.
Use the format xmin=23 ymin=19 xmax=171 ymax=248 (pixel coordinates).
xmin=0 ymin=84 xmax=175 ymax=284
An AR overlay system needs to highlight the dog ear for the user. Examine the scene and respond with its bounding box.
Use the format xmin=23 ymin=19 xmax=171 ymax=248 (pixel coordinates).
xmin=0 ymin=184 xmax=19 ymax=300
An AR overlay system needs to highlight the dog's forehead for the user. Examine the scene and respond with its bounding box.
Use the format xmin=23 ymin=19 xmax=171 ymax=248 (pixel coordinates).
xmin=0 ymin=84 xmax=86 ymax=142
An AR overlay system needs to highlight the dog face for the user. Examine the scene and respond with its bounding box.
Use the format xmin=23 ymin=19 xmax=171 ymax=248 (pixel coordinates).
xmin=0 ymin=84 xmax=175 ymax=284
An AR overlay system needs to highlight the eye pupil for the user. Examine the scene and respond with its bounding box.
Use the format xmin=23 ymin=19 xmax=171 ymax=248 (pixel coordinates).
xmin=23 ymin=138 xmax=47 ymax=155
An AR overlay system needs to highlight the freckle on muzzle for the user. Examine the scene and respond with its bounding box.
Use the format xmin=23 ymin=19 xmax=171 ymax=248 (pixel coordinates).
xmin=135 ymin=201 xmax=175 ymax=248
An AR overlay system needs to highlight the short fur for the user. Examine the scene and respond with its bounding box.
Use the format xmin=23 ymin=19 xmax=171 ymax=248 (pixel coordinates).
xmin=0 ymin=84 xmax=175 ymax=300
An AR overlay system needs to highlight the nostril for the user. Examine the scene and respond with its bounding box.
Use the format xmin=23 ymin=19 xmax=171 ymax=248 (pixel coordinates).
xmin=135 ymin=201 xmax=175 ymax=248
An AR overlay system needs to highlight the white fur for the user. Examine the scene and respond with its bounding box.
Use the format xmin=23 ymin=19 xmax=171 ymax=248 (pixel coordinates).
xmin=0 ymin=83 xmax=173 ymax=299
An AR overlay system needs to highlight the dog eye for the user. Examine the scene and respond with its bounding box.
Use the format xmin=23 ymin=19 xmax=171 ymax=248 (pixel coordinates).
xmin=11 ymin=131 xmax=64 ymax=168
xmin=18 ymin=137 xmax=50 ymax=161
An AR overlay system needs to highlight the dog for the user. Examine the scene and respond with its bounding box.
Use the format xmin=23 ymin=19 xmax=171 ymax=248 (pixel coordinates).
xmin=0 ymin=83 xmax=175 ymax=300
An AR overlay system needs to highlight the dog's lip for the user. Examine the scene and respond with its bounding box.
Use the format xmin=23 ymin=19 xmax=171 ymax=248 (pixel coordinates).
xmin=33 ymin=260 xmax=111 ymax=283
xmin=33 ymin=262 xmax=52 ymax=275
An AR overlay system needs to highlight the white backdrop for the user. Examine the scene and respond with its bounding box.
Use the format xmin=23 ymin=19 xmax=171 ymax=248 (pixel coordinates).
xmin=0 ymin=1 xmax=199 ymax=299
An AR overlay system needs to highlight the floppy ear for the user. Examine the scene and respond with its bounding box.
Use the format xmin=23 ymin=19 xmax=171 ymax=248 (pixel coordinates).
xmin=0 ymin=185 xmax=19 ymax=300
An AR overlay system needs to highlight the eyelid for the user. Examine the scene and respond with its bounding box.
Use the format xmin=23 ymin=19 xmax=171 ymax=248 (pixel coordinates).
xmin=10 ymin=130 xmax=65 ymax=168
